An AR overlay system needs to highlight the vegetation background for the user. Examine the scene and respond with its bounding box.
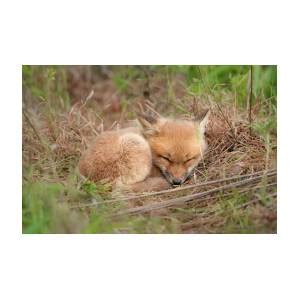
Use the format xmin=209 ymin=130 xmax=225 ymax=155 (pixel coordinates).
xmin=22 ymin=65 xmax=277 ymax=233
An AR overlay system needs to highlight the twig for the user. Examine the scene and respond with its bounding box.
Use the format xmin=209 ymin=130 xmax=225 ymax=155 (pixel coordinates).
xmin=121 ymin=169 xmax=275 ymax=201
xmin=181 ymin=191 xmax=277 ymax=231
xmin=115 ymin=173 xmax=276 ymax=216
xmin=69 ymin=169 xmax=276 ymax=209
xmin=70 ymin=181 xmax=276 ymax=209
xmin=247 ymin=66 xmax=253 ymax=135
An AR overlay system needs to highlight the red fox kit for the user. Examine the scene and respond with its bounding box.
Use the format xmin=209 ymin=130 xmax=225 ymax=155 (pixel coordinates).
xmin=79 ymin=110 xmax=210 ymax=192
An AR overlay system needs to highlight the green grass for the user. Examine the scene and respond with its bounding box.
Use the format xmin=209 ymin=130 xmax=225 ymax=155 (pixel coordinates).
xmin=22 ymin=178 xmax=182 ymax=234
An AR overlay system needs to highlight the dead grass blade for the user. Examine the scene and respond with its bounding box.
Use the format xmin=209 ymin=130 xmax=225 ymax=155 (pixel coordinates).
xmin=115 ymin=172 xmax=276 ymax=216
xmin=69 ymin=169 xmax=276 ymax=209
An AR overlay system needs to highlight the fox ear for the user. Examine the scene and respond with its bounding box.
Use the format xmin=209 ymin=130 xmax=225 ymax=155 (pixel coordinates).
xmin=197 ymin=109 xmax=210 ymax=135
xmin=137 ymin=113 xmax=160 ymax=136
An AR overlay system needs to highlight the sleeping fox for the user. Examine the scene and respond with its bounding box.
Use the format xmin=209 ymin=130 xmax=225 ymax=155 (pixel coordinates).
xmin=79 ymin=109 xmax=210 ymax=192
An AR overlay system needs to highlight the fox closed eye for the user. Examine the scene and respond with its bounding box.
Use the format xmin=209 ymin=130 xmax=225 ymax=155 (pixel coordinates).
xmin=159 ymin=155 xmax=198 ymax=164
xmin=184 ymin=156 xmax=198 ymax=163
xmin=159 ymin=155 xmax=172 ymax=162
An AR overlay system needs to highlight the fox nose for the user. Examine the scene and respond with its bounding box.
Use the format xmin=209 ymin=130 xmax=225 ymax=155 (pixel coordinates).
xmin=172 ymin=178 xmax=183 ymax=185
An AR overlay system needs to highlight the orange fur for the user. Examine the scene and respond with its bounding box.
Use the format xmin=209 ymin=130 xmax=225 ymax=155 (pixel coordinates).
xmin=147 ymin=118 xmax=208 ymax=185
xmin=79 ymin=129 xmax=152 ymax=185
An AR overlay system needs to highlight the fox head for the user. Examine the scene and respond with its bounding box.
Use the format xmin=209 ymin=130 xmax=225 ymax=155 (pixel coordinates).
xmin=138 ymin=109 xmax=210 ymax=186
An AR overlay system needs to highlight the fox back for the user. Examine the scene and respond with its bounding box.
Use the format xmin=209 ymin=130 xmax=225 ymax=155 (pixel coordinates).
xmin=79 ymin=129 xmax=152 ymax=186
